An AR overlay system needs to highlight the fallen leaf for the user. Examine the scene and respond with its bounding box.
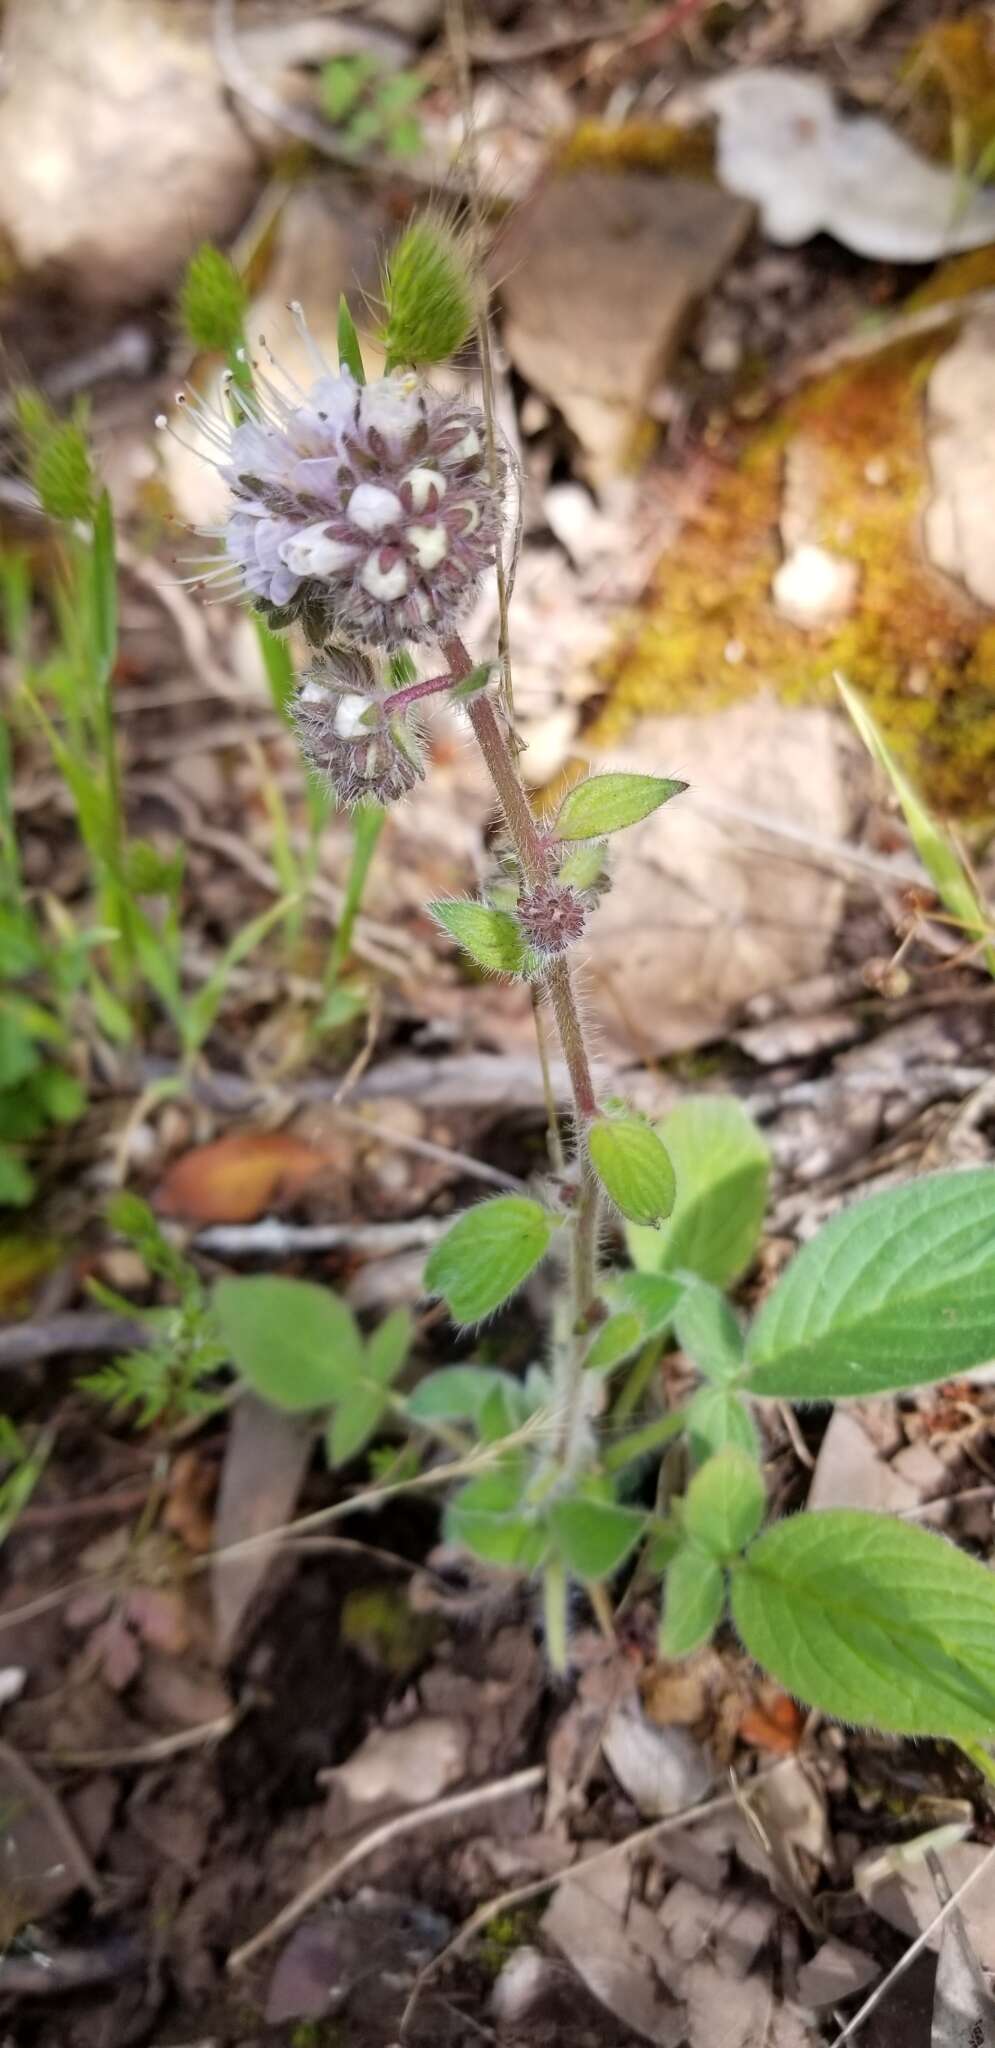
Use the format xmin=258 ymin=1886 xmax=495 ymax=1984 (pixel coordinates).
xmin=211 ymin=1395 xmax=312 ymax=1659
xmin=265 ymin=1895 xmax=450 ymax=2028
xmin=155 ymin=1131 xmax=329 ymax=1223
xmin=543 ymin=1859 xmax=688 ymax=2043
xmin=322 ymin=1716 xmax=468 ymax=1813
xmin=808 ymin=1408 xmax=927 ymax=1514
xmin=704 ymin=69 xmax=995 ymax=261
xmin=739 ymin=1690 xmax=805 ymax=1756
xmin=602 ymin=1699 xmax=713 ymax=1819
xmin=796 ymin=1938 xmax=879 ymax=2008
xmin=584 ymin=701 xmax=848 ymax=1056
xmin=500 ymin=168 xmax=751 ymax=475
xmin=858 ymin=1843 xmax=995 ymax=1968
xmin=930 ymin=1849 xmax=995 ymax=2047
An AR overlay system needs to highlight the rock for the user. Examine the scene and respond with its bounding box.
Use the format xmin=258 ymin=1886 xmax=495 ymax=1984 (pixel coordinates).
xmin=0 ymin=0 xmax=259 ymax=308
xmin=602 ymin=1701 xmax=713 ymax=1819
xmin=582 ymin=698 xmax=849 ymax=1056
xmin=796 ymin=1938 xmax=879 ymax=2008
xmin=772 ymin=543 xmax=859 ymax=629
xmin=925 ymin=313 xmax=995 ymax=608
xmin=499 ymin=168 xmax=752 ymax=476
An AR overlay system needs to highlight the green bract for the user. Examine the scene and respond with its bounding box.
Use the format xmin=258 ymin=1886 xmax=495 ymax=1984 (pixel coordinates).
xmin=553 ymin=771 xmax=686 ymax=841
xmin=745 ymin=1168 xmax=995 ymax=1398
xmin=179 ymin=242 xmax=247 ymax=355
xmin=381 ymin=212 xmax=476 ymax=369
xmin=628 ymin=1096 xmax=769 ymax=1288
xmin=424 ymin=1195 xmax=553 ymax=1324
xmin=589 ymin=1115 xmax=676 ymax=1225
xmin=214 ymin=1275 xmax=361 ymax=1412
xmin=429 ymin=899 xmax=527 ymax=976
xmin=733 ymin=1511 xmax=995 ymax=1739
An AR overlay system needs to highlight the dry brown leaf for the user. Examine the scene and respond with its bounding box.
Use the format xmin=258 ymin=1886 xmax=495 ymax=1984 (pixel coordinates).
xmin=322 ymin=1717 xmax=468 ymax=1815
xmin=155 ymin=1131 xmax=330 ymax=1224
xmin=164 ymin=1450 xmax=217 ymax=1555
xmin=738 ymin=1690 xmax=805 ymax=1756
xmin=211 ymin=1395 xmax=312 ymax=1660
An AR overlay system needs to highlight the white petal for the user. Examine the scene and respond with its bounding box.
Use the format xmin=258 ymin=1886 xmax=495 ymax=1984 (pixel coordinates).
xmin=361 ymin=553 xmax=409 ymax=601
xmin=279 ymin=523 xmax=358 ymax=576
xmin=406 ymin=523 xmax=448 ymax=572
xmin=348 ymin=482 xmax=403 ymax=534
xmin=402 ymin=466 xmax=447 ymax=512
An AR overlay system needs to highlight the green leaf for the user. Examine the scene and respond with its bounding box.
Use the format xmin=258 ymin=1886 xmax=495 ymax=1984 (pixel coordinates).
xmin=686 ymin=1384 xmax=759 ymax=1466
xmin=407 ymin=1365 xmax=521 ymax=1425
xmin=424 ymin=1196 xmax=553 ymax=1324
xmin=556 ymin=840 xmax=607 ymax=892
xmin=745 ymin=1168 xmax=995 ymax=1400
xmin=448 ymin=661 xmax=492 ymax=701
xmin=0 ymin=1014 xmax=39 ymax=1090
xmin=554 ymin=772 xmax=686 ymax=842
xmin=837 ymin=677 xmax=995 ymax=976
xmin=365 ymin=1308 xmax=412 ymax=1387
xmin=320 ymin=54 xmax=372 ymax=121
xmin=430 ymin=898 xmax=527 ymax=977
xmin=684 ymin=1446 xmax=765 ymax=1558
xmin=548 ymin=1497 xmax=646 ymax=1580
xmin=338 ymin=295 xmax=367 ymax=384
xmin=386 ymin=114 xmax=423 ymax=156
xmin=179 ymin=242 xmax=247 ymax=355
xmin=602 ymin=1408 xmax=687 ymax=1473
xmin=584 ymin=1311 xmax=643 ymax=1373
xmin=674 ymin=1281 xmax=745 ymax=1384
xmin=214 ymin=1275 xmax=362 ymax=1411
xmin=0 ymin=1150 xmax=34 ymax=1208
xmin=627 ymin=1097 xmax=769 ymax=1289
xmin=589 ymin=1116 xmax=676 ymax=1226
xmin=29 ymin=1066 xmax=85 ymax=1125
xmin=732 ymin=1510 xmax=995 ymax=1739
xmin=614 ymin=1271 xmax=685 ymax=1337
xmin=444 ymin=1457 xmax=546 ymax=1569
xmin=660 ymin=1544 xmax=724 ymax=1658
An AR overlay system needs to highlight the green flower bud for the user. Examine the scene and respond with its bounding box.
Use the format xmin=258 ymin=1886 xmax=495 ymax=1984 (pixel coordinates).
xmin=380 ymin=211 xmax=477 ymax=369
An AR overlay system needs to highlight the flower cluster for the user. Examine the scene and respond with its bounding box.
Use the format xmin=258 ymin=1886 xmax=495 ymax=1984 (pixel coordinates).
xmin=292 ymin=646 xmax=424 ymax=808
xmin=219 ymin=368 xmax=504 ymax=650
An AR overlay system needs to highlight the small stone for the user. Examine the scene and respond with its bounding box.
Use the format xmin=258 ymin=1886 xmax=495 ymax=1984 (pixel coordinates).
xmin=772 ymin=542 xmax=859 ymax=628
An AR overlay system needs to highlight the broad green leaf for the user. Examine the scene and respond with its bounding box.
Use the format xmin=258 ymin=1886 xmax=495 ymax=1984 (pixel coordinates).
xmin=732 ymin=1510 xmax=995 ymax=1738
xmin=686 ymin=1384 xmax=759 ymax=1466
xmin=684 ymin=1446 xmax=765 ymax=1558
xmin=338 ymin=295 xmax=367 ymax=384
xmin=614 ymin=1271 xmax=685 ymax=1337
xmin=364 ymin=1308 xmax=412 ymax=1388
xmin=424 ymin=1196 xmax=553 ymax=1324
xmin=628 ymin=1097 xmax=769 ymax=1288
xmin=548 ymin=1497 xmax=646 ymax=1580
xmin=407 ymin=1365 xmax=521 ymax=1425
xmin=837 ymin=677 xmax=995 ymax=976
xmin=589 ymin=1116 xmax=676 ymax=1226
xmin=746 ymin=1168 xmax=995 ymax=1399
xmin=444 ymin=1458 xmax=546 ymax=1569
xmin=326 ymin=1385 xmax=388 ymax=1466
xmin=645 ymin=1517 xmax=682 ymax=1572
xmin=214 ymin=1275 xmax=362 ymax=1412
xmin=674 ymin=1281 xmax=745 ymax=1384
xmin=0 ymin=1150 xmax=34 ymax=1208
xmin=584 ymin=1311 xmax=643 ymax=1373
xmin=660 ymin=1544 xmax=724 ymax=1658
xmin=554 ymin=772 xmax=686 ymax=842
xmin=430 ymin=898 xmax=527 ymax=977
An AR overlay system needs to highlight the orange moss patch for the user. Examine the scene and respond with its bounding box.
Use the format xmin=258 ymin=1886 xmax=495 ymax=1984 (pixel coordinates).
xmin=593 ymin=328 xmax=995 ymax=816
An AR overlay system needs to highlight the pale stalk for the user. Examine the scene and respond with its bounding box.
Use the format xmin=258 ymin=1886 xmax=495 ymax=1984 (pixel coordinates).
xmin=442 ymin=636 xmax=601 ymax=1466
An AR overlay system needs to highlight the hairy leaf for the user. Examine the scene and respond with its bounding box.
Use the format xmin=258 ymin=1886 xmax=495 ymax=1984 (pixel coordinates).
xmin=589 ymin=1116 xmax=676 ymax=1226
xmin=430 ymin=899 xmax=527 ymax=976
xmin=584 ymin=1311 xmax=644 ymax=1373
xmin=424 ymin=1195 xmax=553 ymax=1324
xmin=674 ymin=1280 xmax=745 ymax=1383
xmin=548 ymin=1497 xmax=646 ymax=1580
xmin=686 ymin=1383 xmax=759 ymax=1466
xmin=661 ymin=1544 xmax=724 ymax=1658
xmin=554 ymin=772 xmax=686 ymax=841
xmin=628 ymin=1096 xmax=769 ymax=1288
xmin=684 ymin=1446 xmax=765 ymax=1557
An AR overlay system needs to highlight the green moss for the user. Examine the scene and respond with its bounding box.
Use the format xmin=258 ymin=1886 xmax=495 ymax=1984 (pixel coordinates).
xmin=340 ymin=1583 xmax=438 ymax=1676
xmin=290 ymin=2024 xmax=347 ymax=2048
xmin=555 ymin=118 xmax=715 ymax=180
xmin=594 ymin=307 xmax=995 ymax=817
xmin=476 ymin=1905 xmax=544 ymax=1979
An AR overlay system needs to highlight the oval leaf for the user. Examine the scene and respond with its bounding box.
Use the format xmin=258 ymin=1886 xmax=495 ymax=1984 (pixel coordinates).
xmin=214 ymin=1275 xmax=362 ymax=1412
xmin=661 ymin=1544 xmax=724 ymax=1658
xmin=430 ymin=899 xmax=526 ymax=976
xmin=407 ymin=1365 xmax=517 ymax=1424
xmin=589 ymin=1117 xmax=676 ymax=1226
xmin=686 ymin=1384 xmax=759 ymax=1467
xmin=627 ymin=1097 xmax=769 ymax=1288
xmin=554 ymin=772 xmax=686 ymax=841
xmin=548 ymin=1497 xmax=646 ymax=1580
xmin=584 ymin=1311 xmax=643 ymax=1373
xmin=424 ymin=1196 xmax=553 ymax=1324
xmin=614 ymin=1270 xmax=685 ymax=1337
xmin=444 ymin=1458 xmax=546 ymax=1570
xmin=732 ymin=1510 xmax=995 ymax=1739
xmin=745 ymin=1168 xmax=995 ymax=1399
xmin=674 ymin=1280 xmax=745 ymax=1384
xmin=684 ymin=1446 xmax=765 ymax=1558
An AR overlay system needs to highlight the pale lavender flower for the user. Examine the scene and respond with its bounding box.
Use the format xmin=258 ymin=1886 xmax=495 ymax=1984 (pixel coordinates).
xmin=292 ymin=646 xmax=425 ymax=807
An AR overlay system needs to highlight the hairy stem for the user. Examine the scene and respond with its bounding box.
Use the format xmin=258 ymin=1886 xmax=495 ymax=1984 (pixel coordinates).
xmin=443 ymin=634 xmax=602 ymax=1452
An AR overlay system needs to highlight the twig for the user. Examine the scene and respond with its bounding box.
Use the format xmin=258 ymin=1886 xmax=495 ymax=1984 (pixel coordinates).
xmin=227 ymin=1763 xmax=545 ymax=1972
xmin=194 ymin=1216 xmax=449 ymax=1257
xmin=0 ymin=1311 xmax=146 ymax=1372
xmin=399 ymin=1771 xmax=776 ymax=2038
xmin=828 ymin=1839 xmax=995 ymax=2046
xmin=27 ymin=1707 xmax=240 ymax=1770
